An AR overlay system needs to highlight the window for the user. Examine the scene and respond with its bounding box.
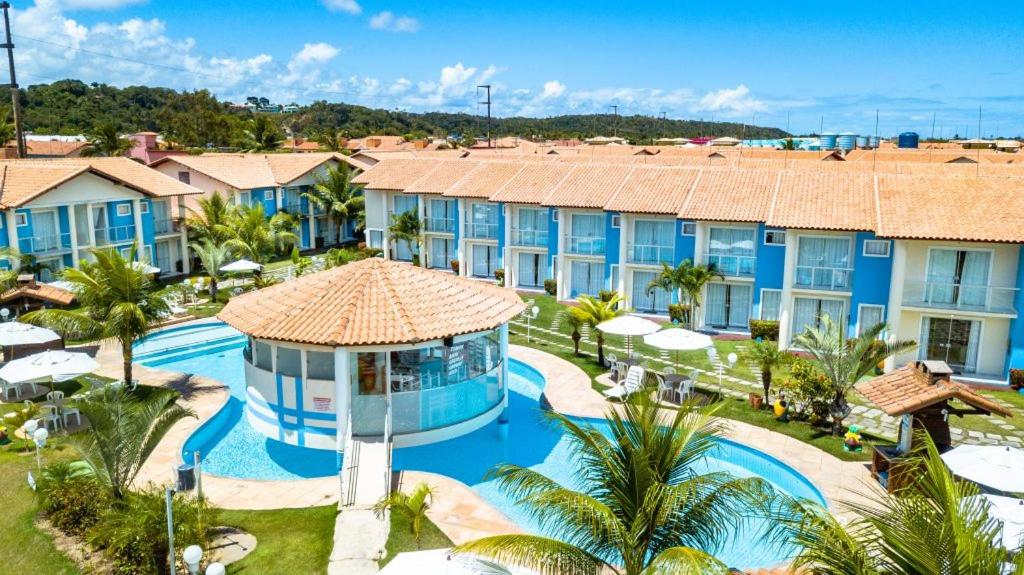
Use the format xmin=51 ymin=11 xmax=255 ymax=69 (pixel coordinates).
xmin=858 ymin=304 xmax=885 ymax=337
xmin=254 ymin=341 xmax=273 ymax=370
xmin=707 ymin=227 xmax=756 ymax=276
xmin=632 ymin=270 xmax=670 ymax=313
xmin=306 ymin=351 xmax=335 ymax=380
xmin=177 ymin=171 xmax=190 ymax=184
xmin=705 ymin=283 xmax=752 ymax=329
xmin=760 ymin=289 xmax=782 ymax=321
xmin=116 ymin=204 xmax=131 ymax=217
xmin=276 ymin=347 xmax=301 ymax=378
xmin=610 ymin=264 xmax=620 ymax=292
xmin=139 ymin=202 xmax=150 ymax=214
xmin=367 ymin=229 xmax=384 ymax=249
xmin=610 ymin=214 xmax=621 ymax=228
xmin=681 ymin=222 xmax=696 ymax=236
xmin=119 ymin=247 xmax=132 ymax=259
xmin=863 ymin=239 xmax=891 ymax=257
xmin=552 ymin=209 xmax=559 ymax=222
xmin=764 ymin=230 xmax=786 ymax=246
xmin=14 ymin=213 xmax=27 ymax=227
xmin=264 ymin=189 xmax=275 ymax=201
xmin=792 ymin=297 xmax=844 ymax=336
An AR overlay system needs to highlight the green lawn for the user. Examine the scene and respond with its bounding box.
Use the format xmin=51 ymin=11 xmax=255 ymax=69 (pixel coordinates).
xmin=379 ymin=511 xmax=454 ymax=567
xmin=219 ymin=506 xmax=338 ymax=574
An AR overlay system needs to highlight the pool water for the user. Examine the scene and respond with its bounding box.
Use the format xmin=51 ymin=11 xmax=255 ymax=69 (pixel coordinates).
xmin=136 ymin=321 xmax=823 ymax=568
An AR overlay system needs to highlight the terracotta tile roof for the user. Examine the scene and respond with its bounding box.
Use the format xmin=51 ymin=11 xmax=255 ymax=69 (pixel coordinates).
xmin=218 ymin=258 xmax=525 ymax=346
xmin=351 ymin=158 xmax=438 ymax=190
xmin=0 ymin=282 xmax=76 ymax=306
xmin=488 ymin=162 xmax=575 ymax=204
xmin=856 ymin=364 xmax=1011 ymax=417
xmin=769 ymin=172 xmax=875 ymax=231
xmin=265 ymin=153 xmax=348 ymax=185
xmin=874 ymin=174 xmax=1024 ymax=242
xmin=443 ymin=161 xmax=524 ymax=199
xmin=541 ymin=164 xmax=630 ymax=208
xmin=0 ymin=157 xmax=201 ymax=208
xmin=678 ymin=168 xmax=777 ymax=222
xmin=605 ymin=166 xmax=699 ymax=215
xmin=18 ymin=140 xmax=88 ymax=157
xmin=152 ymin=153 xmax=344 ymax=189
xmin=408 ymin=160 xmax=481 ymax=195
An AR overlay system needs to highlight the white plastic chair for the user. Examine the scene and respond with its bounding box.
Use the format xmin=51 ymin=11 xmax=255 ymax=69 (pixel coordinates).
xmin=47 ymin=391 xmax=80 ymax=427
xmin=656 ymin=373 xmax=673 ymax=402
xmin=41 ymin=404 xmax=63 ymax=431
xmin=1 ymin=379 xmax=19 ymax=400
xmin=604 ymin=366 xmax=645 ymax=401
xmin=663 ymin=366 xmax=676 ymax=376
xmin=613 ymin=361 xmax=628 ymax=382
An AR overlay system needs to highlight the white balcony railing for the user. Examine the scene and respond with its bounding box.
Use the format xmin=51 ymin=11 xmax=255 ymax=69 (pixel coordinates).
xmin=94 ymin=225 xmax=136 ymax=246
xmin=424 ymin=217 xmax=455 ymax=233
xmin=511 ymin=228 xmax=548 ymax=247
xmin=464 ymin=222 xmax=498 ymax=239
xmin=628 ymin=244 xmax=674 ymax=265
xmin=794 ymin=265 xmax=854 ymax=291
xmin=566 ymin=235 xmax=606 ymax=256
xmin=706 ymin=253 xmax=756 ymax=277
xmin=152 ymin=218 xmax=181 ymax=235
xmin=19 ymin=233 xmax=70 ymax=255
xmin=903 ymin=280 xmax=1018 ymax=315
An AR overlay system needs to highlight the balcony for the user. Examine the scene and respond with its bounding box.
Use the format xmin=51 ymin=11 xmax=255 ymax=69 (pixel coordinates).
xmin=628 ymin=244 xmax=674 ymax=265
xmin=511 ymin=228 xmax=548 ymax=247
xmin=94 ymin=225 xmax=136 ymax=246
xmin=152 ymin=218 xmax=182 ymax=236
xmin=19 ymin=233 xmax=70 ymax=255
xmin=794 ymin=265 xmax=854 ymax=291
xmin=465 ymin=222 xmax=498 ymax=240
xmin=424 ymin=217 xmax=455 ymax=234
xmin=566 ymin=235 xmax=606 ymax=256
xmin=706 ymin=253 xmax=756 ymax=277
xmin=281 ymin=202 xmax=305 ymax=215
xmin=902 ymin=280 xmax=1018 ymax=316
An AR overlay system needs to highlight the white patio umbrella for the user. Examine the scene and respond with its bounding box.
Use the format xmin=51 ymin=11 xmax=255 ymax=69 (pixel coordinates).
xmin=131 ymin=261 xmax=160 ymax=275
xmin=596 ymin=314 xmax=660 ymax=356
xmin=941 ymin=445 xmax=1024 ymax=493
xmin=969 ymin=494 xmax=1024 ymax=549
xmin=220 ymin=259 xmax=263 ymax=273
xmin=0 ymin=350 xmax=99 ymax=384
xmin=643 ymin=328 xmax=713 ymax=370
xmin=379 ymin=549 xmax=519 ymax=575
xmin=0 ymin=321 xmax=61 ymax=346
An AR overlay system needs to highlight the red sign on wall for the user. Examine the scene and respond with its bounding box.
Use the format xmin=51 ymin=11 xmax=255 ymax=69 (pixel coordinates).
xmin=312 ymin=396 xmax=332 ymax=412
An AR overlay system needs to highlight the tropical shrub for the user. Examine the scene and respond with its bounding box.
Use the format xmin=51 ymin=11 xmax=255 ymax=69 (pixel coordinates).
xmin=543 ymin=279 xmax=556 ymax=296
xmin=450 ymin=259 xmax=460 ymax=274
xmin=744 ymin=340 xmax=790 ymax=404
xmin=749 ymin=320 xmax=780 ymax=342
xmin=373 ymin=482 xmax=436 ymax=548
xmin=37 ymin=462 xmax=111 ymax=536
xmin=494 ymin=269 xmax=505 ymax=286
xmin=777 ymin=359 xmax=831 ymax=423
xmin=668 ymin=303 xmax=690 ymax=325
xmin=571 ymin=293 xmax=625 ymax=367
xmin=1011 ymin=368 xmax=1024 ymax=390
xmin=597 ymin=289 xmax=616 ymax=303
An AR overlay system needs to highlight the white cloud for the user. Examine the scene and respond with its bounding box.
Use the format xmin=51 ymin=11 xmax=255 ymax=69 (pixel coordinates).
xmin=279 ymin=42 xmax=340 ymax=86
xmin=369 ymin=11 xmax=420 ymax=32
xmin=321 ymin=0 xmax=361 ymax=15
xmin=539 ymin=80 xmax=566 ymax=100
xmin=692 ymin=84 xmax=767 ymax=117
xmin=388 ymin=78 xmax=411 ymax=95
xmin=60 ymin=0 xmax=147 ymax=9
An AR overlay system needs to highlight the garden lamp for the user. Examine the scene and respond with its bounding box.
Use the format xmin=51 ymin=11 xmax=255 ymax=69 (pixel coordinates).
xmin=205 ymin=563 xmax=225 ymax=575
xmin=32 ymin=426 xmax=48 ymax=470
xmin=183 ymin=545 xmax=203 ymax=575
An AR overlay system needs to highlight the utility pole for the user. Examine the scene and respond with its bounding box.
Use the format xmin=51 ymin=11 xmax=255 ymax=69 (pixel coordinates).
xmin=476 ymin=84 xmax=492 ymax=148
xmin=1 ymin=2 xmax=24 ymax=158
xmin=608 ymin=105 xmax=618 ymax=137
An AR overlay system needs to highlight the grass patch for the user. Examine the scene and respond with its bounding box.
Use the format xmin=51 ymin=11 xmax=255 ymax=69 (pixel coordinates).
xmin=219 ymin=506 xmax=338 ymax=574
xmin=379 ymin=511 xmax=454 ymax=567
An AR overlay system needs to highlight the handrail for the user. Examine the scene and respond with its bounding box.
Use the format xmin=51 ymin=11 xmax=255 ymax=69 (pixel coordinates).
xmin=341 ymin=416 xmax=357 ymax=507
xmin=705 ymin=253 xmax=757 ymax=276
xmin=384 ymin=393 xmax=393 ymax=496
xmin=794 ymin=265 xmax=854 ymax=291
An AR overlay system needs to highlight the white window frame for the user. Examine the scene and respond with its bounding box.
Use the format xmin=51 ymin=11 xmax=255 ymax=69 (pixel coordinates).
xmin=681 ymin=222 xmax=696 ymax=236
xmin=552 ymin=209 xmax=559 ymax=222
xmin=857 ymin=304 xmax=886 ymax=337
xmin=764 ymin=229 xmax=786 ymax=246
xmin=367 ymin=228 xmax=385 ymax=250
xmin=15 ymin=212 xmax=27 ymax=227
xmin=264 ymin=189 xmax=275 ymax=201
xmin=139 ymin=202 xmax=150 ymax=214
xmin=610 ymin=264 xmax=620 ymax=292
xmin=924 ymin=245 xmax=994 ymax=286
xmin=116 ymin=204 xmax=132 ymax=217
xmin=862 ymin=239 xmax=891 ymax=258
xmin=759 ymin=288 xmax=783 ymax=320
xmin=119 ymin=246 xmax=133 ymax=259
xmin=610 ymin=214 xmax=621 ymax=229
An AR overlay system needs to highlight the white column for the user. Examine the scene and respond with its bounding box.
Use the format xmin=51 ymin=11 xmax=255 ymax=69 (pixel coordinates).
xmin=556 ymin=210 xmax=568 ymax=300
xmin=178 ymin=197 xmax=190 ymax=275
xmin=885 ymin=240 xmax=908 ymax=371
xmin=5 ymin=211 xmax=19 ymax=271
xmin=308 ymin=195 xmax=317 ymax=249
xmin=333 ymin=348 xmax=351 ymax=453
xmin=275 ymin=187 xmax=284 ymax=211
xmin=131 ymin=199 xmax=144 ymax=258
xmin=457 ymin=199 xmax=467 ymax=276
xmin=618 ymin=215 xmax=629 ymax=297
xmin=85 ymin=203 xmax=96 ymax=248
xmin=500 ymin=324 xmax=510 ymax=409
xmin=67 ymin=207 xmax=80 ymax=268
xmin=503 ymin=204 xmax=512 ymax=285
xmin=777 ymin=229 xmax=798 ymax=349
xmin=693 ymin=221 xmax=708 ymax=265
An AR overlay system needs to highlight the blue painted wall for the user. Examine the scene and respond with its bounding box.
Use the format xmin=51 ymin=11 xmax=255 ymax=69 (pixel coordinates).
xmin=670 ymin=220 xmax=698 ymax=304
xmin=106 ymin=200 xmax=137 ymax=244
xmin=497 ymin=202 xmax=506 ymax=268
xmin=848 ymin=232 xmax=894 ymax=337
xmin=139 ymin=199 xmax=156 ymax=257
xmin=1006 ymin=246 xmax=1024 ymax=378
xmin=255 ymin=187 xmax=277 ymax=216
xmin=546 ymin=207 xmax=558 ymax=277
xmin=604 ymin=211 xmax=621 ymax=288
xmin=752 ymin=224 xmax=786 ymax=318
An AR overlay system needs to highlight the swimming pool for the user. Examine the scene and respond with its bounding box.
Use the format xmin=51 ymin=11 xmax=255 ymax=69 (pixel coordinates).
xmin=136 ymin=321 xmax=824 ymax=568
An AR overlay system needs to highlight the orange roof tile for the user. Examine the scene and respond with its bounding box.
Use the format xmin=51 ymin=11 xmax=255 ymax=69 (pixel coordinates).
xmin=769 ymin=172 xmax=875 ymax=231
xmin=856 ymin=364 xmax=1011 ymax=417
xmin=488 ymin=162 xmax=574 ymax=205
xmin=443 ymin=161 xmax=524 ymax=199
xmin=351 ymin=158 xmax=438 ymax=191
xmin=679 ymin=168 xmax=777 ymax=222
xmin=0 ymin=282 xmax=75 ymax=306
xmin=605 ymin=166 xmax=699 ymax=215
xmin=152 ymin=153 xmax=345 ymax=189
xmin=218 ymin=258 xmax=525 ymax=346
xmin=407 ymin=160 xmax=481 ymax=195
xmin=541 ymin=164 xmax=630 ymax=208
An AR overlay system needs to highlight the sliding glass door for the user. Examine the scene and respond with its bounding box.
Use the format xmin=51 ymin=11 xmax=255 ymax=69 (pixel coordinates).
xmin=791 ymin=297 xmax=845 ymax=337
xmin=631 ymin=270 xmax=670 ymax=313
xmin=926 ymin=249 xmax=991 ymax=307
xmin=569 ymin=261 xmax=603 ymax=298
xmin=517 ymin=252 xmax=548 ymax=288
xmin=471 ymin=244 xmax=499 ymax=278
xmin=920 ymin=317 xmax=980 ymax=374
xmin=704 ymin=283 xmax=752 ymax=329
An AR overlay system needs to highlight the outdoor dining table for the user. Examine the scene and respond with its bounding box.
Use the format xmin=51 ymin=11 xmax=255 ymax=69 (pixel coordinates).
xmin=613 ymin=358 xmax=643 ymax=381
xmin=663 ymin=373 xmax=694 ymax=402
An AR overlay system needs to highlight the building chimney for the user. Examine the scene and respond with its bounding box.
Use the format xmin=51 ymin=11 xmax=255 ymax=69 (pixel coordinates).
xmin=16 ymin=274 xmax=35 ymax=288
xmin=916 ymin=360 xmax=954 ymax=385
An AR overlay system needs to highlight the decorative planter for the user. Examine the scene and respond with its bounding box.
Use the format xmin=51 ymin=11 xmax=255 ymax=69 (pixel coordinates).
xmin=748 ymin=392 xmax=764 ymax=410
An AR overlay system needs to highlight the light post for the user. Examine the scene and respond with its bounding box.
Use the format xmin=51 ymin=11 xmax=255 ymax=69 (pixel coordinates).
xmin=23 ymin=419 xmax=47 ymax=469
xmin=182 ymin=544 xmax=225 ymax=575
xmin=524 ymin=306 xmax=539 ymax=343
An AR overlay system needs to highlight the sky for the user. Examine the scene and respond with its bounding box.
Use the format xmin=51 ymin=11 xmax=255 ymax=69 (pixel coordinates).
xmin=9 ymin=0 xmax=1024 ymax=136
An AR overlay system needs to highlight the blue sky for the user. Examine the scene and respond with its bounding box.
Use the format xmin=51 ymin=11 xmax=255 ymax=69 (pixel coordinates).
xmin=11 ymin=0 xmax=1024 ymax=135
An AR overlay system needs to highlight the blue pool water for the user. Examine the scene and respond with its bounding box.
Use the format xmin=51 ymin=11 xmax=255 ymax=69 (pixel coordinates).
xmin=136 ymin=321 xmax=823 ymax=568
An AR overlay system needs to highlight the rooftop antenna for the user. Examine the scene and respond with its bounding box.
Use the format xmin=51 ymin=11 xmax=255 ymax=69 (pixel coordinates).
xmin=976 ymin=105 xmax=982 ymax=176
xmin=608 ymin=105 xmax=619 ymax=137
xmin=930 ymin=111 xmax=937 ymax=140
xmin=477 ymin=84 xmax=492 ymax=148
xmin=872 ymin=108 xmax=880 ymax=172
xmin=0 ymin=2 xmax=25 ymax=158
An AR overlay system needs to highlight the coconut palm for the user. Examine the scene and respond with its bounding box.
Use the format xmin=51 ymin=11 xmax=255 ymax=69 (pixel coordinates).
xmin=777 ymin=433 xmax=1023 ymax=575
xmin=793 ymin=316 xmax=916 ymax=436
xmin=564 ymin=309 xmax=584 ymax=356
xmin=315 ymin=126 xmax=344 ymax=152
xmin=679 ymin=262 xmax=722 ymax=330
xmin=185 ymin=190 xmax=233 ymax=245
xmin=302 ymin=163 xmax=365 ymax=245
xmin=569 ymin=292 xmax=625 ymax=367
xmin=224 ymin=203 xmax=298 ymax=264
xmin=388 ymin=210 xmax=423 ymax=264
xmin=456 ymin=399 xmax=788 ymax=575
xmin=744 ymin=340 xmax=790 ymax=405
xmin=373 ymin=482 xmax=436 ymax=548
xmin=22 ymin=245 xmax=170 ymax=386
xmin=189 ymin=239 xmax=230 ymax=300
xmin=242 ymin=115 xmax=283 ymax=152
xmin=81 ymin=122 xmax=132 ymax=157
xmin=73 ymin=387 xmax=194 ymax=499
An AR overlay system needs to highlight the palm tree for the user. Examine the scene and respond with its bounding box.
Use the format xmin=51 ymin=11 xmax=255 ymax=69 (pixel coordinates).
xmin=793 ymin=316 xmax=916 ymax=435
xmin=744 ymin=340 xmax=790 ymax=405
xmin=680 ymin=262 xmax=722 ymax=330
xmin=315 ymin=126 xmax=344 ymax=152
xmin=388 ymin=210 xmax=423 ymax=264
xmin=81 ymin=122 xmax=132 ymax=157
xmin=564 ymin=310 xmax=584 ymax=356
xmin=189 ymin=239 xmax=230 ymax=300
xmin=72 ymin=387 xmax=194 ymax=499
xmin=778 ymin=433 xmax=1023 ymax=574
xmin=456 ymin=400 xmax=787 ymax=575
xmin=185 ymin=190 xmax=233 ymax=245
xmin=243 ymin=115 xmax=283 ymax=152
xmin=22 ymin=245 xmax=170 ymax=386
xmin=224 ymin=204 xmax=298 ymax=264
xmin=779 ymin=138 xmax=796 ymax=151
xmin=302 ymin=164 xmax=365 ymax=245
xmin=647 ymin=260 xmax=689 ymax=314
xmin=373 ymin=482 xmax=436 ymax=549
xmin=570 ymin=292 xmax=624 ymax=367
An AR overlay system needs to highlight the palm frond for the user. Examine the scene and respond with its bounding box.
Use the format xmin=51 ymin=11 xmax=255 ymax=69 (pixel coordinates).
xmin=454 ymin=535 xmax=608 ymax=575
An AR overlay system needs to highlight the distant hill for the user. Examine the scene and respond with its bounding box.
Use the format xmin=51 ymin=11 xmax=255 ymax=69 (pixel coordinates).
xmin=16 ymin=80 xmax=789 ymax=147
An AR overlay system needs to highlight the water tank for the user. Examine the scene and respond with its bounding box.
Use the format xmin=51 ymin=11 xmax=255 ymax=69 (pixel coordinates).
xmin=836 ymin=132 xmax=858 ymax=151
xmin=898 ymin=132 xmax=919 ymax=149
xmin=855 ymin=136 xmax=869 ymax=148
xmin=869 ymin=135 xmax=881 ymax=148
xmin=819 ymin=132 xmax=837 ymax=149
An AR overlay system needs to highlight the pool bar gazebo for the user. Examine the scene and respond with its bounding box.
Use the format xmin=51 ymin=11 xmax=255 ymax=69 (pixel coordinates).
xmin=218 ymin=258 xmax=526 ymax=451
